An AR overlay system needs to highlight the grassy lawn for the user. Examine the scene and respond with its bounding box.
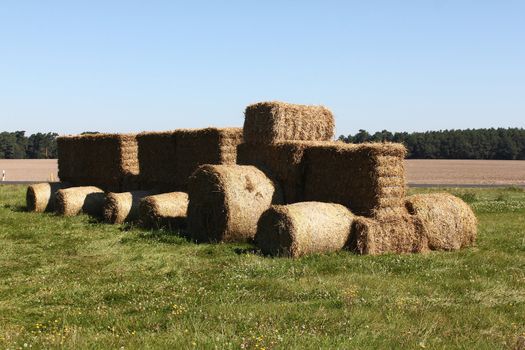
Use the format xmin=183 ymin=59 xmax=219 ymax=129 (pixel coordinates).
xmin=0 ymin=185 xmax=524 ymax=349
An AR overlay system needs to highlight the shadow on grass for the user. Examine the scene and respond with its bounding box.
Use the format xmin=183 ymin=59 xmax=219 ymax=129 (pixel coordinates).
xmin=233 ymin=247 xmax=259 ymax=255
xmin=5 ymin=203 xmax=28 ymax=212
xmin=123 ymin=227 xmax=191 ymax=245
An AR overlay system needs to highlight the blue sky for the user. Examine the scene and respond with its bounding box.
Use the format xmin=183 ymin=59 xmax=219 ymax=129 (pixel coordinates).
xmin=1 ymin=1 xmax=524 ymax=136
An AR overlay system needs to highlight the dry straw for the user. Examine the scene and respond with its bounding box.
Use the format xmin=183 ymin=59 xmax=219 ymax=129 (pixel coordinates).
xmin=57 ymin=133 xmax=139 ymax=192
xmin=237 ymin=141 xmax=327 ymax=203
xmin=139 ymin=192 xmax=189 ymax=230
xmin=243 ymin=101 xmax=335 ymax=144
xmin=303 ymin=142 xmax=408 ymax=217
xmin=136 ymin=131 xmax=178 ymax=191
xmin=405 ymin=193 xmax=477 ymax=250
xmin=103 ymin=190 xmax=153 ymax=224
xmin=136 ymin=128 xmax=243 ymax=191
xmin=55 ymin=186 xmax=106 ymax=217
xmin=255 ymin=202 xmax=355 ymax=257
xmin=26 ymin=182 xmax=71 ymax=212
xmin=350 ymin=214 xmax=429 ymax=255
xmin=175 ymin=128 xmax=243 ymax=190
xmin=187 ymin=164 xmax=282 ymax=243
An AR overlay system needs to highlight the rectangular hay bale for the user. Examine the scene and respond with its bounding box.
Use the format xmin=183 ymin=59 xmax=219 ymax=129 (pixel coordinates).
xmin=243 ymin=101 xmax=335 ymax=144
xmin=303 ymin=142 xmax=408 ymax=217
xmin=57 ymin=134 xmax=139 ymax=192
xmin=136 ymin=131 xmax=178 ymax=191
xmin=237 ymin=141 xmax=325 ymax=203
xmin=174 ymin=128 xmax=243 ymax=191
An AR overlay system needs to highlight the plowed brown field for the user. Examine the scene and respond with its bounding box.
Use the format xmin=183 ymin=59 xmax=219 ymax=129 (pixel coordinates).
xmin=1 ymin=159 xmax=524 ymax=185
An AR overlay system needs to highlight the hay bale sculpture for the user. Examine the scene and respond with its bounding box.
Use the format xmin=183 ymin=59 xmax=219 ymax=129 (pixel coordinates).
xmin=26 ymin=100 xmax=477 ymax=259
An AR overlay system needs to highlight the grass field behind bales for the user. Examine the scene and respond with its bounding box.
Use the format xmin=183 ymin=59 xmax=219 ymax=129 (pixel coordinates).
xmin=0 ymin=185 xmax=524 ymax=349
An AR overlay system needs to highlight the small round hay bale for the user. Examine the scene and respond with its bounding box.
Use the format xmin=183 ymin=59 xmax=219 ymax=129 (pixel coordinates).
xmin=255 ymin=202 xmax=355 ymax=257
xmin=55 ymin=186 xmax=105 ymax=217
xmin=350 ymin=215 xmax=429 ymax=255
xmin=103 ymin=190 xmax=153 ymax=224
xmin=26 ymin=182 xmax=71 ymax=212
xmin=188 ymin=164 xmax=282 ymax=243
xmin=139 ymin=192 xmax=188 ymax=230
xmin=405 ymin=193 xmax=477 ymax=251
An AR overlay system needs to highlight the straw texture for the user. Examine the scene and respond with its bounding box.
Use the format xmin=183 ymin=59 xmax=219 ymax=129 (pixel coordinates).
xmin=26 ymin=182 xmax=71 ymax=212
xmin=187 ymin=164 xmax=282 ymax=243
xmin=139 ymin=192 xmax=188 ymax=230
xmin=55 ymin=186 xmax=106 ymax=217
xmin=256 ymin=202 xmax=355 ymax=257
xmin=103 ymin=190 xmax=153 ymax=224
xmin=243 ymin=101 xmax=334 ymax=144
xmin=405 ymin=193 xmax=477 ymax=251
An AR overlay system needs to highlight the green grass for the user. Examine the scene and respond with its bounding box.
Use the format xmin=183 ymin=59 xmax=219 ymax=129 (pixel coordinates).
xmin=1 ymin=185 xmax=524 ymax=349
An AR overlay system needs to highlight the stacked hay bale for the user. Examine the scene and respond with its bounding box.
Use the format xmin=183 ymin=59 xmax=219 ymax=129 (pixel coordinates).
xmin=187 ymin=165 xmax=282 ymax=242
xmin=136 ymin=128 xmax=243 ymax=191
xmin=57 ymin=133 xmax=139 ymax=192
xmin=26 ymin=182 xmax=71 ymax=212
xmin=139 ymin=192 xmax=189 ymax=230
xmin=303 ymin=142 xmax=408 ymax=219
xmin=238 ymin=101 xmax=335 ymax=203
xmin=175 ymin=128 xmax=243 ymax=190
xmin=136 ymin=132 xmax=178 ymax=191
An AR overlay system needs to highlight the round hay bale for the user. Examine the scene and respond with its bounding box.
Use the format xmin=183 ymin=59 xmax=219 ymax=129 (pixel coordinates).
xmin=55 ymin=186 xmax=105 ymax=217
xmin=26 ymin=182 xmax=71 ymax=212
xmin=255 ymin=202 xmax=355 ymax=257
xmin=188 ymin=164 xmax=282 ymax=243
xmin=139 ymin=192 xmax=188 ymax=230
xmin=405 ymin=193 xmax=477 ymax=251
xmin=103 ymin=190 xmax=153 ymax=224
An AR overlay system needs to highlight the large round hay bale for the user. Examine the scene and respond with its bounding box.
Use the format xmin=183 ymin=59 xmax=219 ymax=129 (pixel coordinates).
xmin=351 ymin=215 xmax=428 ymax=255
xmin=103 ymin=190 xmax=153 ymax=224
xmin=139 ymin=192 xmax=188 ymax=230
xmin=26 ymin=182 xmax=71 ymax=212
xmin=255 ymin=202 xmax=355 ymax=257
xmin=55 ymin=186 xmax=105 ymax=217
xmin=405 ymin=193 xmax=477 ymax=250
xmin=188 ymin=164 xmax=282 ymax=243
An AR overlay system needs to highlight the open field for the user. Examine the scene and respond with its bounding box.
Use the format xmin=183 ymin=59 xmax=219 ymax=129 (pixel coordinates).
xmin=0 ymin=160 xmax=58 ymax=182
xmin=2 ymin=159 xmax=525 ymax=186
xmin=406 ymin=160 xmax=525 ymax=186
xmin=0 ymin=185 xmax=524 ymax=349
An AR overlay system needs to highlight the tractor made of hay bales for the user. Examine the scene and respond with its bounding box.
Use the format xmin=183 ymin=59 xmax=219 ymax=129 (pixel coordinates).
xmin=26 ymin=100 xmax=477 ymax=258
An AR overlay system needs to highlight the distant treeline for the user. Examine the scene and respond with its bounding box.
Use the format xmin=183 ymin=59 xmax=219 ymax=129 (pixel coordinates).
xmin=339 ymin=128 xmax=525 ymax=159
xmin=0 ymin=131 xmax=58 ymax=159
xmin=2 ymin=128 xmax=525 ymax=159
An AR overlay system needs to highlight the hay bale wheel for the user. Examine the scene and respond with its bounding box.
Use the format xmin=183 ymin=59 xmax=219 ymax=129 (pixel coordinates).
xmin=243 ymin=101 xmax=335 ymax=144
xmin=350 ymin=215 xmax=428 ymax=255
xmin=139 ymin=192 xmax=189 ymax=230
xmin=187 ymin=164 xmax=283 ymax=243
xmin=26 ymin=182 xmax=71 ymax=212
xmin=405 ymin=193 xmax=478 ymax=250
xmin=103 ymin=190 xmax=153 ymax=224
xmin=255 ymin=202 xmax=355 ymax=257
xmin=55 ymin=186 xmax=106 ymax=217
